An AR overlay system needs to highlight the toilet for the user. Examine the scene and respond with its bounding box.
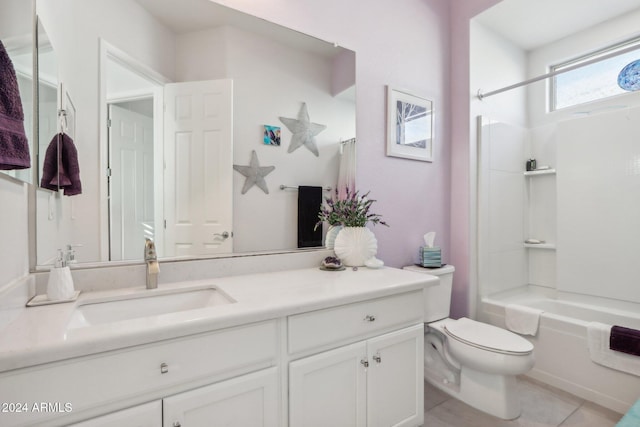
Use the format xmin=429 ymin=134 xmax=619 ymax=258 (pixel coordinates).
xmin=403 ymin=264 xmax=534 ymax=420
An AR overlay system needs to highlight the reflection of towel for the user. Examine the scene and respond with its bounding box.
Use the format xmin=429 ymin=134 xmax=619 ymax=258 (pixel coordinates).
xmin=40 ymin=133 xmax=82 ymax=195
xmin=610 ymin=325 xmax=640 ymax=357
xmin=587 ymin=322 xmax=640 ymax=376
xmin=505 ymin=304 xmax=543 ymax=336
xmin=0 ymin=40 xmax=30 ymax=170
xmin=297 ymin=186 xmax=322 ymax=248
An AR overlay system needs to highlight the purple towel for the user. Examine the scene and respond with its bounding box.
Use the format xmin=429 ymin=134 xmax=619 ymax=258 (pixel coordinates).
xmin=610 ymin=325 xmax=640 ymax=356
xmin=40 ymin=133 xmax=82 ymax=196
xmin=0 ymin=40 xmax=30 ymax=170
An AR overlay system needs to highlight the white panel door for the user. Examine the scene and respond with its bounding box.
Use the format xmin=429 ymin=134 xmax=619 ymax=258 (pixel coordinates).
xmin=69 ymin=400 xmax=161 ymax=427
xmin=289 ymin=341 xmax=367 ymax=427
xmin=366 ymin=324 xmax=424 ymax=427
xmin=109 ymin=104 xmax=155 ymax=261
xmin=163 ymin=368 xmax=279 ymax=427
xmin=164 ymin=80 xmax=233 ymax=257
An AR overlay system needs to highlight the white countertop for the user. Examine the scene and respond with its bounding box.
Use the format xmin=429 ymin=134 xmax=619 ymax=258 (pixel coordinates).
xmin=0 ymin=267 xmax=437 ymax=372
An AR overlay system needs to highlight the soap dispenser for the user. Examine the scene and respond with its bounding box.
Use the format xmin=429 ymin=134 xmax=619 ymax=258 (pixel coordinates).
xmin=46 ymin=249 xmax=76 ymax=301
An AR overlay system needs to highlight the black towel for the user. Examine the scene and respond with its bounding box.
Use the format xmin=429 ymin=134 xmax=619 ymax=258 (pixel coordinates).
xmin=297 ymin=186 xmax=323 ymax=248
xmin=610 ymin=325 xmax=640 ymax=356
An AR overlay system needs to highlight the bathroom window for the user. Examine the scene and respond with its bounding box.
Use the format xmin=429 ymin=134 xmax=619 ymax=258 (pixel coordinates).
xmin=551 ymin=37 xmax=640 ymax=111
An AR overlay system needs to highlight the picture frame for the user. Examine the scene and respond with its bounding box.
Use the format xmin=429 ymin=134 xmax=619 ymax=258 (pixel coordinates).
xmin=386 ymin=86 xmax=434 ymax=162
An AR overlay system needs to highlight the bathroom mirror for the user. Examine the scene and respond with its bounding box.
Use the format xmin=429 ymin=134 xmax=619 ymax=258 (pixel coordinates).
xmin=0 ymin=0 xmax=35 ymax=184
xmin=34 ymin=0 xmax=356 ymax=267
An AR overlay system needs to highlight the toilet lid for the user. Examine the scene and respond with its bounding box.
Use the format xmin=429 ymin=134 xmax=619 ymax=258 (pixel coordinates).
xmin=443 ymin=318 xmax=533 ymax=355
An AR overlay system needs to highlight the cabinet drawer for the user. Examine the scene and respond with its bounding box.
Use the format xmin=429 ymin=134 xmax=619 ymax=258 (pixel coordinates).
xmin=0 ymin=321 xmax=277 ymax=427
xmin=288 ymin=290 xmax=423 ymax=354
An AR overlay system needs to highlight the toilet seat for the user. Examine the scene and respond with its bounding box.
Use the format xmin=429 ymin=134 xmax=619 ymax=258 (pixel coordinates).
xmin=443 ymin=318 xmax=533 ymax=355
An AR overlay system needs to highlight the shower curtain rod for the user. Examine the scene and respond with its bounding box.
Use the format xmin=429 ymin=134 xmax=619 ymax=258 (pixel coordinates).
xmin=477 ymin=43 xmax=639 ymax=100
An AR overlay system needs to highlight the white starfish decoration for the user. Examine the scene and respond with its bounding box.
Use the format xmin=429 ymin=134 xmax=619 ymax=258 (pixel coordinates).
xmin=279 ymin=103 xmax=326 ymax=157
xmin=233 ymin=150 xmax=276 ymax=194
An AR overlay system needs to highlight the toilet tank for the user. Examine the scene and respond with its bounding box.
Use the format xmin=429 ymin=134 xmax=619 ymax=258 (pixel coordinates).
xmin=403 ymin=264 xmax=455 ymax=322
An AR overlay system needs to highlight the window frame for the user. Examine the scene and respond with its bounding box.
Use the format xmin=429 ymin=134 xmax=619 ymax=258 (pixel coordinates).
xmin=549 ymin=36 xmax=640 ymax=112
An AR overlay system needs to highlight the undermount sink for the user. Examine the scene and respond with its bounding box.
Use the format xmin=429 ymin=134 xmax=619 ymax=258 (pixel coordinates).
xmin=67 ymin=286 xmax=235 ymax=329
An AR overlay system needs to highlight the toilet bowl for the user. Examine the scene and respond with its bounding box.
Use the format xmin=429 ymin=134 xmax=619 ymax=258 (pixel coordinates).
xmin=403 ymin=265 xmax=535 ymax=420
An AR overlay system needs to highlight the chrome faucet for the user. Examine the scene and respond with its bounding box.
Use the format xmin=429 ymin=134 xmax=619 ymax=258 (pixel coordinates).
xmin=144 ymin=238 xmax=159 ymax=289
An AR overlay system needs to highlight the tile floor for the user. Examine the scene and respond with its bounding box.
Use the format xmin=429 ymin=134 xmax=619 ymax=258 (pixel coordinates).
xmin=424 ymin=377 xmax=623 ymax=427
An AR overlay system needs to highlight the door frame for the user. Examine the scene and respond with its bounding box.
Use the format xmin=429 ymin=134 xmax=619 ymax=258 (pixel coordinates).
xmin=99 ymin=39 xmax=170 ymax=261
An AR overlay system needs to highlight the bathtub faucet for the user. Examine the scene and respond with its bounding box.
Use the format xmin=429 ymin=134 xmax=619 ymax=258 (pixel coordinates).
xmin=144 ymin=238 xmax=159 ymax=289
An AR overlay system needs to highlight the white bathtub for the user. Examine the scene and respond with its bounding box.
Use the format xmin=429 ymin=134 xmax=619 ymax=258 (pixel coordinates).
xmin=481 ymin=286 xmax=640 ymax=414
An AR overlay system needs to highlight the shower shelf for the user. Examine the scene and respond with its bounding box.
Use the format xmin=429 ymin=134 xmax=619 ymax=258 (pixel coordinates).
xmin=524 ymin=169 xmax=556 ymax=176
xmin=523 ymin=243 xmax=556 ymax=250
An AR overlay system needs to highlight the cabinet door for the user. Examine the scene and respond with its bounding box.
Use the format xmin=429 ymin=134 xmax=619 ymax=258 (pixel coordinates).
xmin=69 ymin=400 xmax=162 ymax=427
xmin=163 ymin=367 xmax=278 ymax=427
xmin=289 ymin=341 xmax=367 ymax=427
xmin=366 ymin=324 xmax=424 ymax=427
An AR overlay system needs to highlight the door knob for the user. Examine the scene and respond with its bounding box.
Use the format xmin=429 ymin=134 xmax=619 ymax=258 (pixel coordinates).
xmin=214 ymin=231 xmax=230 ymax=239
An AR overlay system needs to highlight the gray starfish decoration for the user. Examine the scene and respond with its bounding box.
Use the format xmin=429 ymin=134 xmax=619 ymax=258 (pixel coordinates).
xmin=279 ymin=103 xmax=326 ymax=157
xmin=233 ymin=150 xmax=276 ymax=194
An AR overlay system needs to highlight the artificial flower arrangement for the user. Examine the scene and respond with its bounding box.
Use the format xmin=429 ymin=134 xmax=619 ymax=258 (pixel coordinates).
xmin=315 ymin=187 xmax=388 ymax=229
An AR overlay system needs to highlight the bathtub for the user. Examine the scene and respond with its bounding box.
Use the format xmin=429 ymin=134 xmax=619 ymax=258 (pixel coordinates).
xmin=481 ymin=286 xmax=640 ymax=414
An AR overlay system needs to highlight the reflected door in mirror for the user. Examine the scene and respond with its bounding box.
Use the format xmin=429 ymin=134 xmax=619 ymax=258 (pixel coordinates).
xmin=108 ymin=102 xmax=155 ymax=260
xmin=164 ymin=79 xmax=233 ymax=257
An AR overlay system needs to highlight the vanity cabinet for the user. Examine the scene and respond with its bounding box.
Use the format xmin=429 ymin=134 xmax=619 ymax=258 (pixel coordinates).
xmin=70 ymin=401 xmax=162 ymax=427
xmin=0 ymin=278 xmax=427 ymax=427
xmin=287 ymin=290 xmax=425 ymax=427
xmin=69 ymin=368 xmax=278 ymax=427
xmin=0 ymin=320 xmax=278 ymax=426
xmin=289 ymin=325 xmax=423 ymax=427
xmin=163 ymin=367 xmax=279 ymax=427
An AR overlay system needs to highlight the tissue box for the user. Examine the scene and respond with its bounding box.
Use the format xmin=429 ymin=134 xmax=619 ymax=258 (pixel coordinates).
xmin=419 ymin=246 xmax=442 ymax=268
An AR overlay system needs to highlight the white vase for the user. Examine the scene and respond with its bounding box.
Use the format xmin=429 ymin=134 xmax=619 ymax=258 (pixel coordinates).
xmin=334 ymin=226 xmax=378 ymax=267
xmin=325 ymin=225 xmax=343 ymax=249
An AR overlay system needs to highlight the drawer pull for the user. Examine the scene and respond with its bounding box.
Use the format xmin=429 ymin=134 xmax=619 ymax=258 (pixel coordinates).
xmin=173 ymin=422 xmax=182 ymax=427
xmin=364 ymin=315 xmax=376 ymax=322
xmin=373 ymin=353 xmax=382 ymax=364
xmin=360 ymin=358 xmax=369 ymax=368
xmin=160 ymin=363 xmax=169 ymax=374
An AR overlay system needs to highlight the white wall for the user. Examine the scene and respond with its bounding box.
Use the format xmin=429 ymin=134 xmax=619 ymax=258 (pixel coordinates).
xmin=477 ymin=119 xmax=527 ymax=296
xmin=470 ymin=18 xmax=529 ymax=302
xmin=175 ymin=25 xmax=354 ymax=252
xmin=557 ymin=107 xmax=640 ymax=304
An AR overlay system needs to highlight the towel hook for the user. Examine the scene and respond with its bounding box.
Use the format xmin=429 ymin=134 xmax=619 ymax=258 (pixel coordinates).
xmin=58 ymin=109 xmax=67 ymax=134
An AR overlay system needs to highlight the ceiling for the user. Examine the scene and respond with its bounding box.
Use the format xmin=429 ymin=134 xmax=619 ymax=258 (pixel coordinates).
xmin=474 ymin=0 xmax=640 ymax=50
xmin=134 ymin=0 xmax=340 ymax=58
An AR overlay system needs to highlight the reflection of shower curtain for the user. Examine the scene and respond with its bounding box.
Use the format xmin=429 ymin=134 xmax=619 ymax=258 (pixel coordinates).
xmin=337 ymin=138 xmax=356 ymax=199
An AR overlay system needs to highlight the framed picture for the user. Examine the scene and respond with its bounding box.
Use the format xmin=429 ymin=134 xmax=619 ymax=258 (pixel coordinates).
xmin=386 ymin=86 xmax=434 ymax=162
xmin=263 ymin=125 xmax=281 ymax=146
